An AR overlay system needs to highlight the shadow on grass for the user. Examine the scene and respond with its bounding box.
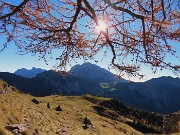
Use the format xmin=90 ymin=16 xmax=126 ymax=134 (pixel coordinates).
xmin=125 ymin=121 xmax=162 ymax=134
xmin=92 ymin=105 xmax=162 ymax=134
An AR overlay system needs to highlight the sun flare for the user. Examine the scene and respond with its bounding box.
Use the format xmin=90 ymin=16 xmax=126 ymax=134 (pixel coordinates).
xmin=96 ymin=20 xmax=107 ymax=33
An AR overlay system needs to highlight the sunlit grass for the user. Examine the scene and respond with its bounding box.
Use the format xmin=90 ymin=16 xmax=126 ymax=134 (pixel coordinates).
xmin=0 ymin=80 xmax=142 ymax=135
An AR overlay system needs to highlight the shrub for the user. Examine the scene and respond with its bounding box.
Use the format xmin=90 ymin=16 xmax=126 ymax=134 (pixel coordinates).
xmin=47 ymin=103 xmax=50 ymax=109
xmin=31 ymin=98 xmax=40 ymax=105
xmin=55 ymin=105 xmax=62 ymax=111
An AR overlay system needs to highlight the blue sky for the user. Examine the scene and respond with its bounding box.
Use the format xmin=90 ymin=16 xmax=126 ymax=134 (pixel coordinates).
xmin=0 ymin=0 xmax=179 ymax=82
xmin=0 ymin=40 xmax=179 ymax=82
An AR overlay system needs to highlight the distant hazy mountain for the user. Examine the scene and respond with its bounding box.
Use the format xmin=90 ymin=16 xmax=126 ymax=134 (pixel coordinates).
xmin=69 ymin=62 xmax=127 ymax=83
xmin=102 ymin=76 xmax=180 ymax=114
xmin=14 ymin=67 xmax=46 ymax=78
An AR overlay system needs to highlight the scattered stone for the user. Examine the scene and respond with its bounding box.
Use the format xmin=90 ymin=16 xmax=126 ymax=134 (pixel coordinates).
xmin=56 ymin=122 xmax=70 ymax=135
xmin=31 ymin=98 xmax=40 ymax=104
xmin=72 ymin=107 xmax=76 ymax=110
xmin=5 ymin=123 xmax=31 ymax=134
xmin=56 ymin=105 xmax=62 ymax=111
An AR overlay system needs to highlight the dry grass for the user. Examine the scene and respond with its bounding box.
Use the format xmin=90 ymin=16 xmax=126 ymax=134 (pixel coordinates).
xmin=0 ymin=80 xmax=143 ymax=135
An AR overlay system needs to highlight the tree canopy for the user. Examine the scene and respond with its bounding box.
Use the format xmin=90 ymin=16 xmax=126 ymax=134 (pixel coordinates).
xmin=0 ymin=0 xmax=179 ymax=78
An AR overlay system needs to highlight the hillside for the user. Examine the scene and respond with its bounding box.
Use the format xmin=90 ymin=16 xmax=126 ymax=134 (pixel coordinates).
xmin=0 ymin=80 xmax=141 ymax=135
xmin=102 ymin=76 xmax=180 ymax=114
xmin=0 ymin=79 xmax=180 ymax=135
xmin=0 ymin=71 xmax=102 ymax=96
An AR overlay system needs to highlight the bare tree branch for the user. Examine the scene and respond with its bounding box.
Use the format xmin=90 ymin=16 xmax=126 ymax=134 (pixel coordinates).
xmin=0 ymin=0 xmax=29 ymax=20
xmin=0 ymin=0 xmax=179 ymax=77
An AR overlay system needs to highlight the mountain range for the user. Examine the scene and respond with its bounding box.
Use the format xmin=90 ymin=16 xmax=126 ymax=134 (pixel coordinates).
xmin=14 ymin=67 xmax=46 ymax=78
xmin=102 ymin=76 xmax=180 ymax=114
xmin=0 ymin=62 xmax=180 ymax=114
xmin=14 ymin=63 xmax=127 ymax=82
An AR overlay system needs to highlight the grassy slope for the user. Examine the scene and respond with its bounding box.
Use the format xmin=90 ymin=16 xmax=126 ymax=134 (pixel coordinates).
xmin=0 ymin=80 xmax=179 ymax=135
xmin=0 ymin=80 xmax=142 ymax=135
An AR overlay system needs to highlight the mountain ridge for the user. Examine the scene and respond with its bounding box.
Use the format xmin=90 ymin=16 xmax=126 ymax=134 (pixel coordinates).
xmin=102 ymin=76 xmax=180 ymax=114
xmin=14 ymin=67 xmax=46 ymax=78
xmin=69 ymin=62 xmax=127 ymax=83
xmin=1 ymin=63 xmax=180 ymax=114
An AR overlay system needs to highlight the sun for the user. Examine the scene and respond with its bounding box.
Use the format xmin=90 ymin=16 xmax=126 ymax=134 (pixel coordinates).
xmin=96 ymin=20 xmax=107 ymax=33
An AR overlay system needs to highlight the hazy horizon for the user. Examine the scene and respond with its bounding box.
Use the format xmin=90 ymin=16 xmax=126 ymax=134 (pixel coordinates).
xmin=0 ymin=58 xmax=179 ymax=82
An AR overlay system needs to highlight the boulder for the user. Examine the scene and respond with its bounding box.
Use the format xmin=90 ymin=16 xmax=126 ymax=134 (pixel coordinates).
xmin=5 ymin=123 xmax=31 ymax=134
